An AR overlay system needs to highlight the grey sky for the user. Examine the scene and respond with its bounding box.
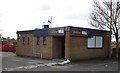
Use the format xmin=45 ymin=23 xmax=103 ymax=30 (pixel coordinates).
xmin=0 ymin=0 xmax=95 ymax=39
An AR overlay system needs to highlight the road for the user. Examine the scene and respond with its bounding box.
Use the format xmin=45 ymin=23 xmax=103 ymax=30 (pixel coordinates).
xmin=1 ymin=51 xmax=119 ymax=71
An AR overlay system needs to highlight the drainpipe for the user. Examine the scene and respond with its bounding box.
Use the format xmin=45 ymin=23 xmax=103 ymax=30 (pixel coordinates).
xmin=41 ymin=39 xmax=43 ymax=59
xmin=41 ymin=53 xmax=42 ymax=59
xmin=32 ymin=37 xmax=35 ymax=55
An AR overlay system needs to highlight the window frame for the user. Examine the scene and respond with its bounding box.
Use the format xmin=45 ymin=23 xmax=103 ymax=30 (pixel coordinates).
xmin=87 ymin=36 xmax=103 ymax=49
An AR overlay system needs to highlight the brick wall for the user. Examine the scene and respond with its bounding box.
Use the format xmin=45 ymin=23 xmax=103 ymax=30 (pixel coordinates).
xmin=17 ymin=34 xmax=53 ymax=59
xmin=17 ymin=31 xmax=110 ymax=60
xmin=65 ymin=31 xmax=71 ymax=59
xmin=17 ymin=34 xmax=33 ymax=56
xmin=65 ymin=31 xmax=110 ymax=60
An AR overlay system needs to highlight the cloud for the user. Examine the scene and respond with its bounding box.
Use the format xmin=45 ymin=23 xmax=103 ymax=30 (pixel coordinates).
xmin=63 ymin=6 xmax=92 ymax=23
xmin=0 ymin=29 xmax=2 ymax=34
xmin=40 ymin=4 xmax=51 ymax=11
xmin=65 ymin=12 xmax=90 ymax=21
xmin=0 ymin=0 xmax=94 ymax=39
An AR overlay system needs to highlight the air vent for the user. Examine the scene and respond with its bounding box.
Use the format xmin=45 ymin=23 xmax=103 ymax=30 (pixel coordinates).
xmin=43 ymin=25 xmax=49 ymax=28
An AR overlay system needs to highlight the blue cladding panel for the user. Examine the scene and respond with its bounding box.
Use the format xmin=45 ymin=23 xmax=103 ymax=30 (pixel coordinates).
xmin=16 ymin=29 xmax=49 ymax=37
xmin=16 ymin=26 xmax=108 ymax=37
xmin=87 ymin=30 xmax=94 ymax=37
xmin=16 ymin=30 xmax=34 ymax=34
xmin=33 ymin=29 xmax=49 ymax=37
xmin=70 ymin=27 xmax=95 ymax=37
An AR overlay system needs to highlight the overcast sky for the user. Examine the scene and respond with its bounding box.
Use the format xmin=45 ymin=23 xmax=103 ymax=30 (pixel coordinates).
xmin=0 ymin=0 xmax=97 ymax=39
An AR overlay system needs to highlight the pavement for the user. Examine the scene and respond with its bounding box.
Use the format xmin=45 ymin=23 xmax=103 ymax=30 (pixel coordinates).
xmin=1 ymin=51 xmax=119 ymax=71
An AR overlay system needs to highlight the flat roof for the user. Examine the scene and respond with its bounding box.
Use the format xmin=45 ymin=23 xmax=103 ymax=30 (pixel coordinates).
xmin=17 ymin=26 xmax=110 ymax=37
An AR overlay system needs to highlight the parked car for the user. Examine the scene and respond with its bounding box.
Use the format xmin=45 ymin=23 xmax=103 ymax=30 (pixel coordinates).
xmin=1 ymin=44 xmax=15 ymax=52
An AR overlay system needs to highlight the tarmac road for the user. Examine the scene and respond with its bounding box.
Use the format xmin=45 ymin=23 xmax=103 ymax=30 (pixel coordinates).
xmin=1 ymin=51 xmax=119 ymax=71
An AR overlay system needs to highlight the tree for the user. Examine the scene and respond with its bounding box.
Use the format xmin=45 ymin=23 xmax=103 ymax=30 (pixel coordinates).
xmin=2 ymin=37 xmax=6 ymax=40
xmin=89 ymin=0 xmax=120 ymax=58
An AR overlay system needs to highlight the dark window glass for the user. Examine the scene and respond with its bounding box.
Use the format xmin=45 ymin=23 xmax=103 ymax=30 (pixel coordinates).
xmin=43 ymin=37 xmax=46 ymax=45
xmin=37 ymin=37 xmax=40 ymax=45
xmin=23 ymin=37 xmax=25 ymax=45
xmin=27 ymin=37 xmax=30 ymax=45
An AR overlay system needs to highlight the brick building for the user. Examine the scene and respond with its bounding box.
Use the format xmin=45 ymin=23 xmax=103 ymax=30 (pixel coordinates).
xmin=16 ymin=26 xmax=110 ymax=60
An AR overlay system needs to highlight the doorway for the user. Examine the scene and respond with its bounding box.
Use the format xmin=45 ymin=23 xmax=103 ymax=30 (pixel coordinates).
xmin=53 ymin=36 xmax=65 ymax=59
xmin=61 ymin=37 xmax=65 ymax=59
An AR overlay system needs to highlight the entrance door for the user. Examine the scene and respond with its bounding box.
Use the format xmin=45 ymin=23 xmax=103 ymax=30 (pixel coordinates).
xmin=53 ymin=36 xmax=65 ymax=59
xmin=61 ymin=37 xmax=65 ymax=59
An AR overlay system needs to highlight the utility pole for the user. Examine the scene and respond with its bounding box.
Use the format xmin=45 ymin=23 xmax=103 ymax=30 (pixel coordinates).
xmin=50 ymin=16 xmax=52 ymax=28
xmin=48 ymin=16 xmax=52 ymax=28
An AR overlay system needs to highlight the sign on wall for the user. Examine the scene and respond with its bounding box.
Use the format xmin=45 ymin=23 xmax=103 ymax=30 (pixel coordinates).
xmin=49 ymin=27 xmax=65 ymax=35
xmin=70 ymin=28 xmax=88 ymax=36
xmin=82 ymin=31 xmax=87 ymax=35
xmin=70 ymin=29 xmax=81 ymax=35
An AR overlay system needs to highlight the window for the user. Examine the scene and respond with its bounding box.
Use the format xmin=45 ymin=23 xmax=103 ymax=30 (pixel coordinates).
xmin=43 ymin=37 xmax=46 ymax=45
xmin=37 ymin=37 xmax=40 ymax=45
xmin=27 ymin=37 xmax=30 ymax=45
xmin=18 ymin=34 xmax=21 ymax=41
xmin=22 ymin=37 xmax=25 ymax=45
xmin=88 ymin=36 xmax=95 ymax=48
xmin=96 ymin=36 xmax=103 ymax=48
xmin=87 ymin=36 xmax=103 ymax=48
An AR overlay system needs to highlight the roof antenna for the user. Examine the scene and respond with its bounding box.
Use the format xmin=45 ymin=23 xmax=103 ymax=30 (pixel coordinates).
xmin=48 ymin=16 xmax=52 ymax=28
